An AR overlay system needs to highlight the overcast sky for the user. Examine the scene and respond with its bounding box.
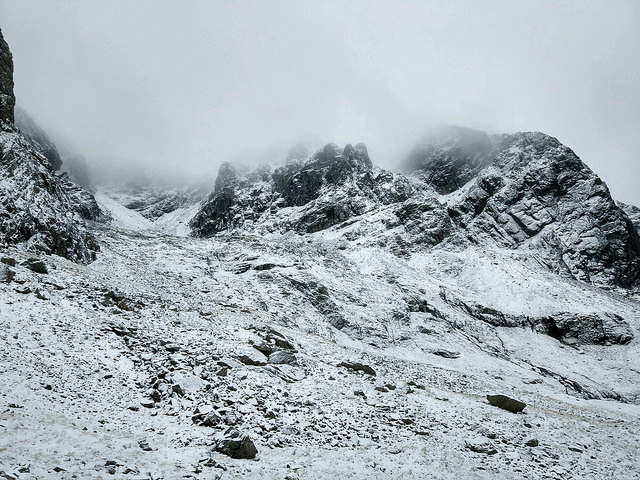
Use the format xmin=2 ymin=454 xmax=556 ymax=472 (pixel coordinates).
xmin=1 ymin=1 xmax=639 ymax=202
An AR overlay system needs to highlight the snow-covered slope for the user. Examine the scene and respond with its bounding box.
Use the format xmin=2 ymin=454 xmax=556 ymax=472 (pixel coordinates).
xmin=2 ymin=222 xmax=640 ymax=479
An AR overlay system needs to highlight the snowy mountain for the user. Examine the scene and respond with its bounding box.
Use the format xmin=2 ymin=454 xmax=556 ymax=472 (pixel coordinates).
xmin=2 ymin=26 xmax=640 ymax=480
xmin=0 ymin=28 xmax=100 ymax=263
xmin=14 ymin=107 xmax=63 ymax=171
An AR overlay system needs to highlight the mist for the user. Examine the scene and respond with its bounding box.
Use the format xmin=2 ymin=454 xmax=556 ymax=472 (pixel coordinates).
xmin=1 ymin=1 xmax=639 ymax=204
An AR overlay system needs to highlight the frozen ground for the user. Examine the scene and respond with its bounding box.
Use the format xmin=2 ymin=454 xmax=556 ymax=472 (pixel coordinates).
xmin=1 ymin=197 xmax=640 ymax=479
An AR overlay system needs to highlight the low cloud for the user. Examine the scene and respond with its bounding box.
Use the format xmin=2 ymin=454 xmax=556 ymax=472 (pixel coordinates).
xmin=1 ymin=1 xmax=639 ymax=203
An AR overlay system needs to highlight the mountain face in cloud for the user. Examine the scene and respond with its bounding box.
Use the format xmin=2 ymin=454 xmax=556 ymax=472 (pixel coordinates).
xmin=14 ymin=106 xmax=63 ymax=170
xmin=0 ymin=28 xmax=100 ymax=262
xmin=191 ymin=128 xmax=640 ymax=289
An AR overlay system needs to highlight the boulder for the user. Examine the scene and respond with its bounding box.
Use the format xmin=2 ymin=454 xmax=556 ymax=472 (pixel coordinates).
xmin=268 ymin=350 xmax=297 ymax=365
xmin=338 ymin=361 xmax=376 ymax=376
xmin=237 ymin=348 xmax=268 ymax=366
xmin=214 ymin=428 xmax=258 ymax=459
xmin=0 ymin=265 xmax=14 ymax=283
xmin=23 ymin=258 xmax=48 ymax=274
xmin=486 ymin=394 xmax=526 ymax=413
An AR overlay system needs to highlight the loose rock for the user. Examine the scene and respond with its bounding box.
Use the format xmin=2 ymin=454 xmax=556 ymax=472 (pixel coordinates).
xmin=486 ymin=394 xmax=526 ymax=413
xmin=214 ymin=428 xmax=258 ymax=459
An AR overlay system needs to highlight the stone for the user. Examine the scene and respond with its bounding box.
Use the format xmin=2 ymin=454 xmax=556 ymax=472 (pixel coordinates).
xmin=138 ymin=439 xmax=153 ymax=451
xmin=430 ymin=348 xmax=461 ymax=359
xmin=1 ymin=256 xmax=15 ymax=266
xmin=214 ymin=428 xmax=258 ymax=459
xmin=486 ymin=394 xmax=526 ymax=413
xmin=237 ymin=348 xmax=268 ymax=366
xmin=465 ymin=439 xmax=498 ymax=455
xmin=0 ymin=265 xmax=14 ymax=283
xmin=268 ymin=350 xmax=297 ymax=365
xmin=526 ymin=438 xmax=539 ymax=447
xmin=338 ymin=361 xmax=376 ymax=376
xmin=23 ymin=258 xmax=48 ymax=274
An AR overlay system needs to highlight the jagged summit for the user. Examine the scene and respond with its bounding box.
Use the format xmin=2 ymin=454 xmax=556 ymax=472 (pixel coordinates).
xmin=190 ymin=131 xmax=640 ymax=289
xmin=190 ymin=142 xmax=413 ymax=237
xmin=405 ymin=128 xmax=640 ymax=288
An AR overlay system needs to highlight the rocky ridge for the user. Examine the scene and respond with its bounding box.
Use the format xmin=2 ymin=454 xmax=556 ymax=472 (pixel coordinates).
xmin=15 ymin=107 xmax=63 ymax=170
xmin=192 ymin=128 xmax=640 ymax=290
xmin=0 ymin=28 xmax=100 ymax=262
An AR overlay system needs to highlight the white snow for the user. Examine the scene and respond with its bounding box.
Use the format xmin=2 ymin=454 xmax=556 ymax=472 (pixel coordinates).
xmin=1 ymin=198 xmax=640 ymax=479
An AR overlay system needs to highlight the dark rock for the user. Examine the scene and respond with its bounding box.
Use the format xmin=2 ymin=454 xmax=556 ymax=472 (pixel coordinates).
xmin=430 ymin=349 xmax=460 ymax=359
xmin=1 ymin=256 xmax=15 ymax=266
xmin=138 ymin=439 xmax=153 ymax=451
xmin=15 ymin=107 xmax=62 ymax=170
xmin=23 ymin=258 xmax=48 ymax=274
xmin=0 ymin=28 xmax=15 ymax=125
xmin=237 ymin=348 xmax=268 ymax=366
xmin=214 ymin=428 xmax=258 ymax=459
xmin=190 ymin=142 xmax=414 ymax=237
xmin=268 ymin=350 xmax=297 ymax=365
xmin=526 ymin=438 xmax=539 ymax=447
xmin=486 ymin=394 xmax=526 ymax=413
xmin=338 ymin=361 xmax=376 ymax=376
xmin=267 ymin=331 xmax=296 ymax=350
xmin=537 ymin=312 xmax=633 ymax=345
xmin=0 ymin=264 xmax=14 ymax=283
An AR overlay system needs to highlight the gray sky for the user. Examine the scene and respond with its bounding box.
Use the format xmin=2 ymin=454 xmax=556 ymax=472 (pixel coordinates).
xmin=1 ymin=0 xmax=639 ymax=203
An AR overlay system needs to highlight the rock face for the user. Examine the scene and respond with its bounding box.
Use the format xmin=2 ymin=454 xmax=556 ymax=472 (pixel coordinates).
xmin=405 ymin=128 xmax=640 ymax=288
xmin=403 ymin=126 xmax=495 ymax=194
xmin=190 ymin=143 xmax=415 ymax=237
xmin=15 ymin=107 xmax=63 ymax=170
xmin=0 ymin=32 xmax=99 ymax=263
xmin=0 ymin=130 xmax=100 ymax=262
xmin=192 ymin=131 xmax=640 ymax=289
xmin=0 ymin=28 xmax=15 ymax=125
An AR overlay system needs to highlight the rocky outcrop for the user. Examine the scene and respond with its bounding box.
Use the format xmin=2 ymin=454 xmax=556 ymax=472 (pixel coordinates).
xmin=192 ymin=129 xmax=640 ymax=290
xmin=0 ymin=28 xmax=15 ymax=126
xmin=57 ymin=172 xmax=104 ymax=221
xmin=402 ymin=126 xmax=495 ymax=194
xmin=407 ymin=128 xmax=640 ymax=288
xmin=0 ymin=32 xmax=99 ymax=263
xmin=619 ymin=202 xmax=640 ymax=236
xmin=190 ymin=143 xmax=414 ymax=237
xmin=15 ymin=107 xmax=63 ymax=170
xmin=0 ymin=130 xmax=100 ymax=262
